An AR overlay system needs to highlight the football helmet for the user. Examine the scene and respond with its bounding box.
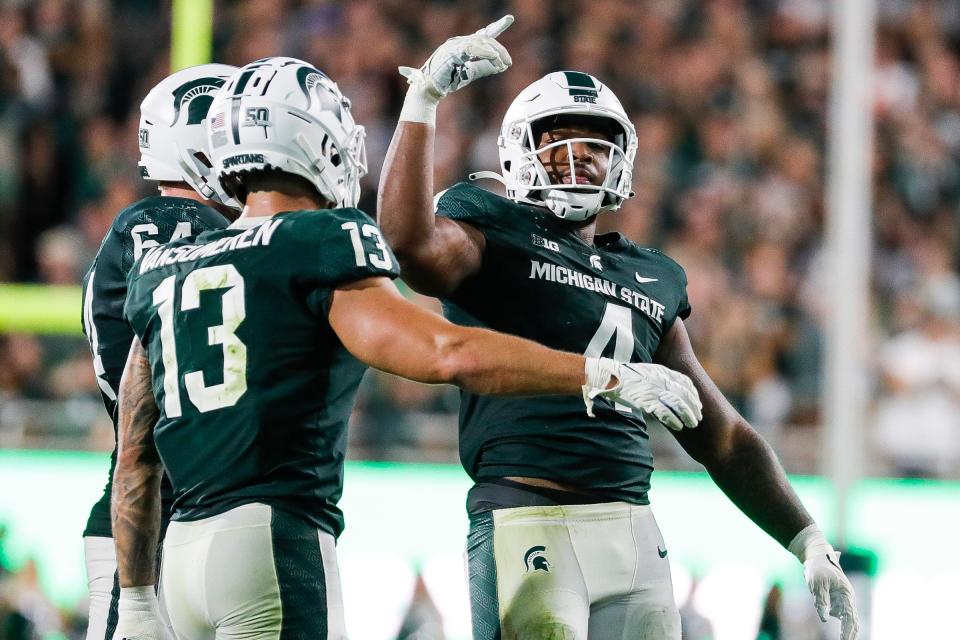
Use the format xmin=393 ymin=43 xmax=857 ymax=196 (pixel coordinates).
xmin=138 ymin=64 xmax=240 ymax=208
xmin=206 ymin=57 xmax=366 ymax=207
xmin=491 ymin=71 xmax=637 ymax=221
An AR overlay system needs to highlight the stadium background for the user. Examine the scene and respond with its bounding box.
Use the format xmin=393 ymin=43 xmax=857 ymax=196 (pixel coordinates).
xmin=0 ymin=0 xmax=958 ymax=638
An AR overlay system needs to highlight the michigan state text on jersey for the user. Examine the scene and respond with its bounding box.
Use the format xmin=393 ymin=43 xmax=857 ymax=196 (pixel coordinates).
xmin=437 ymin=181 xmax=690 ymax=503
xmin=123 ymin=208 xmax=398 ymax=538
xmin=81 ymin=196 xmax=229 ymax=538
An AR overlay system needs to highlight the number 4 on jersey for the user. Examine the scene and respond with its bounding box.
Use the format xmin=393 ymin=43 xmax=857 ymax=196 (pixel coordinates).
xmin=585 ymin=302 xmax=634 ymax=413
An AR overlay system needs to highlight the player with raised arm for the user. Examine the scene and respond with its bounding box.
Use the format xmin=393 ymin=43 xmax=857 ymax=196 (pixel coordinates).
xmin=109 ymin=56 xmax=701 ymax=640
xmin=79 ymin=63 xmax=239 ymax=640
xmin=378 ymin=15 xmax=860 ymax=640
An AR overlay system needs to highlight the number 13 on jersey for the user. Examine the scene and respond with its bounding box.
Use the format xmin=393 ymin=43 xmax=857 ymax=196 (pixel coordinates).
xmin=341 ymin=221 xmax=393 ymax=269
xmin=152 ymin=264 xmax=248 ymax=418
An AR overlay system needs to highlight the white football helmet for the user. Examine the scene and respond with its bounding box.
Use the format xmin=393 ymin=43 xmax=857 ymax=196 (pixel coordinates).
xmin=490 ymin=71 xmax=637 ymax=221
xmin=138 ymin=63 xmax=240 ymax=208
xmin=206 ymin=57 xmax=366 ymax=207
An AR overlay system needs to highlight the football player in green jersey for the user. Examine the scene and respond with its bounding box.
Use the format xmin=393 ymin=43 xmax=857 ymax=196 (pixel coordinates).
xmin=109 ymin=56 xmax=701 ymax=640
xmin=79 ymin=63 xmax=239 ymax=640
xmin=378 ymin=15 xmax=860 ymax=640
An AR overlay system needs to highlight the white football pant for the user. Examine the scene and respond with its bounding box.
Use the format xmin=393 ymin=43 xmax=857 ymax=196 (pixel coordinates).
xmin=84 ymin=536 xmax=117 ymax=640
xmin=160 ymin=503 xmax=346 ymax=640
xmin=468 ymin=502 xmax=680 ymax=639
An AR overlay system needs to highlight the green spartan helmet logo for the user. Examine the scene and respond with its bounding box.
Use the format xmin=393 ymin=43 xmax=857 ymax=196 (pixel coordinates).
xmin=170 ymin=77 xmax=226 ymax=126
xmin=524 ymin=546 xmax=551 ymax=573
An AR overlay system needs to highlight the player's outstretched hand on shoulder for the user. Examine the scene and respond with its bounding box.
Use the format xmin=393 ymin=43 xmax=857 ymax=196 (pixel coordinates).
xmin=115 ymin=587 xmax=174 ymax=640
xmin=789 ymin=525 xmax=861 ymax=640
xmin=583 ymin=358 xmax=703 ymax=431
xmin=398 ymin=15 xmax=513 ymax=123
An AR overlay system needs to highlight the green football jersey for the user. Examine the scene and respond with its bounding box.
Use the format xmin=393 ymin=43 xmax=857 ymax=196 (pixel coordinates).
xmin=123 ymin=208 xmax=398 ymax=537
xmin=80 ymin=196 xmax=229 ymax=538
xmin=436 ymin=182 xmax=691 ymax=505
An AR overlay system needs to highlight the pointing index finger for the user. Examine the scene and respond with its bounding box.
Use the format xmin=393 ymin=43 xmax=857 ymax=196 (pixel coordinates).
xmin=480 ymin=14 xmax=514 ymax=38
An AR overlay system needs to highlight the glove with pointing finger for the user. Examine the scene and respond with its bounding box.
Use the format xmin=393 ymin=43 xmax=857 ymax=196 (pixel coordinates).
xmin=399 ymin=15 xmax=514 ymax=124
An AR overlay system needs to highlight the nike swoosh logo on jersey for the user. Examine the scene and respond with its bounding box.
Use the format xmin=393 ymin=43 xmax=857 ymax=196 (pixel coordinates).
xmin=636 ymin=274 xmax=659 ymax=284
xmin=658 ymin=546 xmax=668 ymax=558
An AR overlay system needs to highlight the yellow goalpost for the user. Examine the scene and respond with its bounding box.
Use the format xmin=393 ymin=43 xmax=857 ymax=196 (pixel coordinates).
xmin=171 ymin=0 xmax=214 ymax=71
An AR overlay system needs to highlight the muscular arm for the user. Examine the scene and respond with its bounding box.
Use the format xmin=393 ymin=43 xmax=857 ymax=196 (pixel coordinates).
xmin=654 ymin=319 xmax=814 ymax=548
xmin=377 ymin=121 xmax=485 ymax=297
xmin=111 ymin=338 xmax=162 ymax=587
xmin=329 ymin=276 xmax=585 ymax=396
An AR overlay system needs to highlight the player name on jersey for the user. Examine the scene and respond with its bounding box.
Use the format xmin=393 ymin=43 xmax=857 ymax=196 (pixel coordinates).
xmin=528 ymin=259 xmax=667 ymax=324
xmin=138 ymin=218 xmax=282 ymax=275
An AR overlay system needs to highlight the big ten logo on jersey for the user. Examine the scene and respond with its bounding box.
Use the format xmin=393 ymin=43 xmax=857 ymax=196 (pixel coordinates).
xmin=131 ymin=222 xmax=192 ymax=260
xmin=243 ymin=107 xmax=270 ymax=128
xmin=531 ymin=234 xmax=559 ymax=253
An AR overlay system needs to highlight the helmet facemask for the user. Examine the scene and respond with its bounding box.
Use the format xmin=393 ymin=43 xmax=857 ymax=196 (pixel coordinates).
xmin=508 ymin=115 xmax=633 ymax=220
xmin=286 ymin=111 xmax=367 ymax=208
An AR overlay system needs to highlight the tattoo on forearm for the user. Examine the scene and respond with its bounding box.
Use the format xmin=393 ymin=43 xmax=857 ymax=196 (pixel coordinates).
xmin=111 ymin=343 xmax=162 ymax=587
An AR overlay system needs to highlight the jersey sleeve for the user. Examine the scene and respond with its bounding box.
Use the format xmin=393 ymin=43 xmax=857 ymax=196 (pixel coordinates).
xmin=675 ymin=266 xmax=691 ymax=322
xmin=434 ymin=182 xmax=502 ymax=231
xmin=663 ymin=255 xmax=691 ymax=329
xmin=637 ymin=247 xmax=691 ymax=331
xmin=288 ymin=208 xmax=401 ymax=316
xmin=88 ymin=219 xmax=133 ymax=339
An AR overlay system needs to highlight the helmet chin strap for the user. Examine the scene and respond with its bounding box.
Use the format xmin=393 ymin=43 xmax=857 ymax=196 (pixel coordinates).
xmin=176 ymin=157 xmax=213 ymax=200
xmin=468 ymin=170 xmax=507 ymax=186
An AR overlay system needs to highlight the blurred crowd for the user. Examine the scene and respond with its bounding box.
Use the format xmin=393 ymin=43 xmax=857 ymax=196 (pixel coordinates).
xmin=1 ymin=0 xmax=960 ymax=503
xmin=0 ymin=523 xmax=86 ymax=640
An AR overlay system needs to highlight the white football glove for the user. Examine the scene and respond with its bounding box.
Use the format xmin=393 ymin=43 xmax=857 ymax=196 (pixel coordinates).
xmin=114 ymin=586 xmax=173 ymax=640
xmin=398 ymin=14 xmax=514 ymax=123
xmin=583 ymin=357 xmax=703 ymax=431
xmin=788 ymin=525 xmax=861 ymax=640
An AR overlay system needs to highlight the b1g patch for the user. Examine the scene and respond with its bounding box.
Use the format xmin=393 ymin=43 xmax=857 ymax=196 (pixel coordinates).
xmin=524 ymin=546 xmax=551 ymax=573
xmin=531 ymin=234 xmax=559 ymax=253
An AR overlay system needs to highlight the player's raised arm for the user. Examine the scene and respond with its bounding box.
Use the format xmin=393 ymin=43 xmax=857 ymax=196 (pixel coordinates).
xmin=328 ymin=276 xmax=700 ymax=427
xmin=655 ymin=318 xmax=860 ymax=640
xmin=111 ymin=338 xmax=169 ymax=640
xmin=377 ymin=16 xmax=514 ymax=296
